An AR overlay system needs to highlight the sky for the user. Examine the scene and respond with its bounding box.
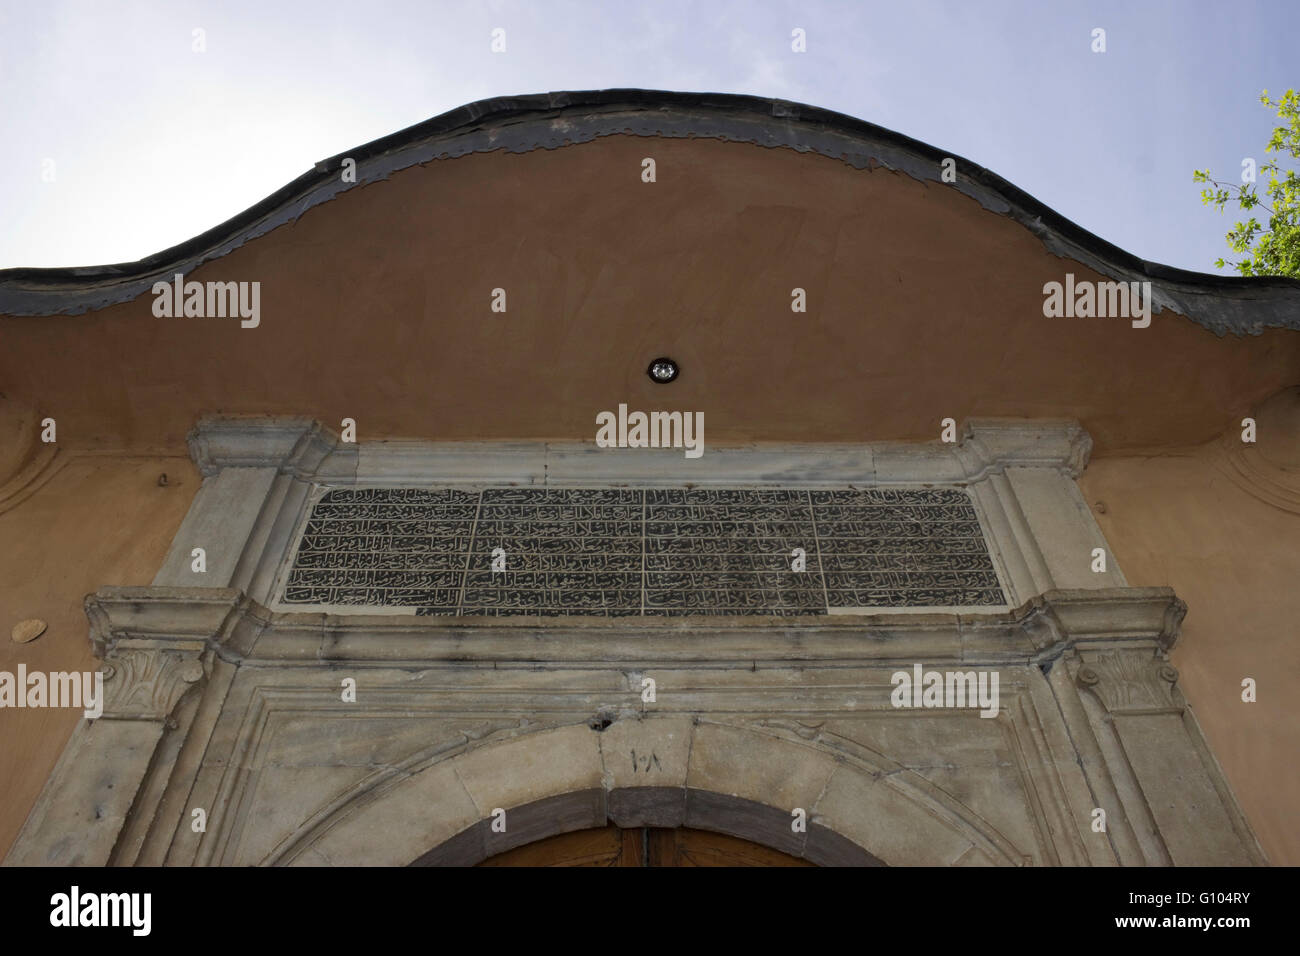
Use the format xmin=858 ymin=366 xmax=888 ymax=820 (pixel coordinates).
xmin=1 ymin=0 xmax=1296 ymax=272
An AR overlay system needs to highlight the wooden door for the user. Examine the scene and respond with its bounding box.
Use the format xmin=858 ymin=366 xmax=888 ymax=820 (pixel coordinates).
xmin=478 ymin=825 xmax=814 ymax=866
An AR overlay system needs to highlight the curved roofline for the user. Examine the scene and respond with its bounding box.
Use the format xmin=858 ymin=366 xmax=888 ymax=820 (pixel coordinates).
xmin=2 ymin=88 xmax=1297 ymax=335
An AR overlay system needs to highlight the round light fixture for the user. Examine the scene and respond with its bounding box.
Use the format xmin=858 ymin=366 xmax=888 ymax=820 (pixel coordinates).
xmin=647 ymin=357 xmax=679 ymax=384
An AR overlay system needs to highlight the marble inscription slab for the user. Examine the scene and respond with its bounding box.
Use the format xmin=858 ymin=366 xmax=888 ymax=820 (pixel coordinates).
xmin=281 ymin=487 xmax=1005 ymax=615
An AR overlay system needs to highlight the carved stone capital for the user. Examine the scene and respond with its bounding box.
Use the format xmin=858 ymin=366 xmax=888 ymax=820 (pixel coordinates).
xmin=1074 ymin=649 xmax=1183 ymax=716
xmin=99 ymin=645 xmax=207 ymax=721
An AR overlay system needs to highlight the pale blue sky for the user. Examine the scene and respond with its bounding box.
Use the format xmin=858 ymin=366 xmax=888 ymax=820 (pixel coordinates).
xmin=1 ymin=0 xmax=1295 ymax=271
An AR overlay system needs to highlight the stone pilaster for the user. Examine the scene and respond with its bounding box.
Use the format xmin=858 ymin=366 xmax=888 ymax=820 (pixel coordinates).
xmin=3 ymin=592 xmax=240 ymax=866
xmin=1056 ymin=625 xmax=1266 ymax=866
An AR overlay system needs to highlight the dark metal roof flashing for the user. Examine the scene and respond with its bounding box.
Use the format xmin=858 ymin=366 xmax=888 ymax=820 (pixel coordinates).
xmin=1 ymin=89 xmax=1297 ymax=336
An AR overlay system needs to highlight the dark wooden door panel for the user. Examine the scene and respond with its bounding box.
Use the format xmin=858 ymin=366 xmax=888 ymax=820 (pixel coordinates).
xmin=477 ymin=825 xmax=624 ymax=867
xmin=649 ymin=827 xmax=815 ymax=866
xmin=479 ymin=825 xmax=812 ymax=866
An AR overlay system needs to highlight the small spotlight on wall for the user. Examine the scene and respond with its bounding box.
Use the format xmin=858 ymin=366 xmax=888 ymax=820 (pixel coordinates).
xmin=647 ymin=357 xmax=679 ymax=384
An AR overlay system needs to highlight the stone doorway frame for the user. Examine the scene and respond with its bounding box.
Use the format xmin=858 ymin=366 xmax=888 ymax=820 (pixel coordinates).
xmin=3 ymin=418 xmax=1267 ymax=867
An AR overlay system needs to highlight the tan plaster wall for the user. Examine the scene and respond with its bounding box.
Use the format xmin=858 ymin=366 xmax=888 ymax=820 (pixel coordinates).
xmin=1 ymin=136 xmax=1295 ymax=865
xmin=1079 ymin=448 xmax=1299 ymax=865
xmin=0 ymin=454 xmax=197 ymax=860
xmin=1 ymin=136 xmax=1296 ymax=456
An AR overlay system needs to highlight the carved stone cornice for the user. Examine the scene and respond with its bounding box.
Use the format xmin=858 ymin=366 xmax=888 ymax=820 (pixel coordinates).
xmin=957 ymin=418 xmax=1093 ymax=479
xmin=83 ymin=584 xmax=1184 ymax=667
xmin=182 ymin=417 xmax=1094 ymax=485
xmin=85 ymin=587 xmax=248 ymax=658
xmin=187 ymin=416 xmax=357 ymax=479
xmin=1030 ymin=587 xmax=1186 ymax=652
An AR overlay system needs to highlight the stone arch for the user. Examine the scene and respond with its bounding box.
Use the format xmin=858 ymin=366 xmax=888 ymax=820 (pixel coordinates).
xmin=268 ymin=718 xmax=1021 ymax=867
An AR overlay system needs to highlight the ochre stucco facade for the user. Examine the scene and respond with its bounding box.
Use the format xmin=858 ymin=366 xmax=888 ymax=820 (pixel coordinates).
xmin=2 ymin=95 xmax=1296 ymax=865
xmin=1080 ymin=423 xmax=1300 ymax=865
xmin=0 ymin=448 xmax=199 ymax=858
xmin=1 ymin=137 xmax=1296 ymax=455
